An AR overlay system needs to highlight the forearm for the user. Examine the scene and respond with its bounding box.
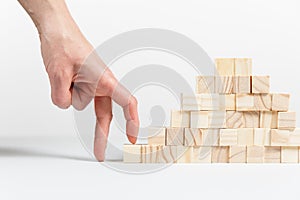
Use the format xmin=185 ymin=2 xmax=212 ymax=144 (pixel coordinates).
xmin=18 ymin=0 xmax=80 ymax=36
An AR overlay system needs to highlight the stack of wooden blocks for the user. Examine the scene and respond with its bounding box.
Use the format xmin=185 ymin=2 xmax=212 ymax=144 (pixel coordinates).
xmin=123 ymin=58 xmax=300 ymax=164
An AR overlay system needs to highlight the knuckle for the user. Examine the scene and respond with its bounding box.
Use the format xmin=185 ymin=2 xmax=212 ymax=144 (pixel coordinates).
xmin=51 ymin=95 xmax=70 ymax=109
xmin=96 ymin=113 xmax=113 ymax=122
xmin=130 ymin=96 xmax=138 ymax=106
xmin=98 ymin=71 xmax=117 ymax=95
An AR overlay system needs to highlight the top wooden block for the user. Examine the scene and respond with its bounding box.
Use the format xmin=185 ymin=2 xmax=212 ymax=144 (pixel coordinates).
xmin=215 ymin=58 xmax=252 ymax=76
xmin=235 ymin=58 xmax=252 ymax=76
xmin=215 ymin=58 xmax=235 ymax=76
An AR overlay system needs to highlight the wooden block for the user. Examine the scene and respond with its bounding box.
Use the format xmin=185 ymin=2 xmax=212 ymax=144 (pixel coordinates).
xmin=264 ymin=147 xmax=281 ymax=163
xmin=234 ymin=76 xmax=251 ymax=93
xmin=219 ymin=129 xmax=238 ymax=146
xmin=202 ymin=129 xmax=220 ymax=146
xmin=270 ymin=129 xmax=290 ymax=146
xmin=236 ymin=94 xmax=254 ymax=111
xmin=123 ymin=144 xmax=142 ymax=163
xmin=247 ymin=146 xmax=264 ymax=163
xmin=182 ymin=94 xmax=220 ymax=111
xmin=254 ymin=94 xmax=272 ymax=111
xmin=208 ymin=111 xmax=226 ymax=128
xmin=235 ymin=58 xmax=252 ymax=76
xmin=212 ymin=147 xmax=229 ymax=163
xmin=142 ymin=145 xmax=177 ymax=163
xmin=252 ymin=76 xmax=270 ymax=93
xmin=196 ymin=76 xmax=215 ymax=93
xmin=184 ymin=128 xmax=202 ymax=146
xmin=190 ymin=111 xmax=208 ymax=128
xmin=176 ymin=146 xmax=192 ymax=163
xmin=215 ymin=76 xmax=234 ymax=94
xmin=281 ymin=146 xmax=299 ymax=163
xmin=166 ymin=128 xmax=184 ymax=146
xmin=181 ymin=93 xmax=201 ymax=110
xmin=226 ymin=111 xmax=244 ymax=128
xmin=288 ymin=129 xmax=300 ymax=146
xmin=215 ymin=58 xmax=235 ymax=76
xmin=271 ymin=129 xmax=300 ymax=146
xmin=148 ymin=127 xmax=166 ymax=145
xmin=272 ymin=94 xmax=290 ymax=111
xmin=243 ymin=111 xmax=260 ymax=128
xmin=254 ymin=128 xmax=271 ymax=146
xmin=260 ymin=111 xmax=278 ymax=128
xmin=229 ymin=146 xmax=246 ymax=163
xmin=237 ymin=128 xmax=254 ymax=146
xmin=278 ymin=112 xmax=296 ymax=130
xmin=200 ymin=94 xmax=221 ymax=110
xmin=219 ymin=94 xmax=236 ymax=110
xmin=171 ymin=110 xmax=190 ymax=127
xmin=192 ymin=147 xmax=212 ymax=163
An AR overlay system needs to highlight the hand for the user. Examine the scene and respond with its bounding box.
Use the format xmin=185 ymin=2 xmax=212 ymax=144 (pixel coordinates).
xmin=18 ymin=0 xmax=139 ymax=161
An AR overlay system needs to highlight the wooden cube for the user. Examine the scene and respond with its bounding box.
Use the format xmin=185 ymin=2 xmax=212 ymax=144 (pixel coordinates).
xmin=254 ymin=94 xmax=272 ymax=111
xmin=196 ymin=76 xmax=215 ymax=93
xmin=171 ymin=110 xmax=190 ymax=127
xmin=208 ymin=111 xmax=226 ymax=128
xmin=148 ymin=127 xmax=166 ymax=145
xmin=219 ymin=129 xmax=238 ymax=146
xmin=226 ymin=111 xmax=244 ymax=128
xmin=243 ymin=111 xmax=260 ymax=128
xmin=288 ymin=129 xmax=300 ymax=146
xmin=215 ymin=76 xmax=235 ymax=94
xmin=272 ymin=94 xmax=290 ymax=111
xmin=184 ymin=128 xmax=202 ymax=146
xmin=270 ymin=129 xmax=290 ymax=146
xmin=260 ymin=111 xmax=278 ymax=128
xmin=142 ymin=145 xmax=177 ymax=163
xmin=237 ymin=128 xmax=254 ymax=146
xmin=254 ymin=128 xmax=271 ymax=146
xmin=190 ymin=111 xmax=208 ymax=128
xmin=235 ymin=58 xmax=252 ymax=76
xmin=176 ymin=146 xmax=192 ymax=163
xmin=247 ymin=146 xmax=264 ymax=163
xmin=234 ymin=76 xmax=251 ymax=93
xmin=229 ymin=146 xmax=246 ymax=163
xmin=192 ymin=147 xmax=212 ymax=163
xmin=181 ymin=94 xmax=220 ymax=111
xmin=200 ymin=94 xmax=221 ymax=110
xmin=166 ymin=128 xmax=184 ymax=146
xmin=202 ymin=129 xmax=220 ymax=146
xmin=264 ymin=147 xmax=281 ymax=163
xmin=123 ymin=144 xmax=142 ymax=163
xmin=212 ymin=147 xmax=229 ymax=163
xmin=270 ymin=129 xmax=300 ymax=146
xmin=278 ymin=112 xmax=296 ymax=130
xmin=220 ymin=94 xmax=236 ymax=110
xmin=181 ymin=94 xmax=201 ymax=111
xmin=215 ymin=58 xmax=235 ymax=76
xmin=252 ymin=76 xmax=270 ymax=93
xmin=236 ymin=94 xmax=254 ymax=111
xmin=281 ymin=146 xmax=299 ymax=163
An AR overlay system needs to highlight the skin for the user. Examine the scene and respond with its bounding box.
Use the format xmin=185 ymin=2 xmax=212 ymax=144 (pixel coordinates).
xmin=18 ymin=0 xmax=140 ymax=161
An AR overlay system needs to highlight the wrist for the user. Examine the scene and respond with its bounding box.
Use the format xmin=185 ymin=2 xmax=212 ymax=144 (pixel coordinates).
xmin=18 ymin=0 xmax=79 ymax=38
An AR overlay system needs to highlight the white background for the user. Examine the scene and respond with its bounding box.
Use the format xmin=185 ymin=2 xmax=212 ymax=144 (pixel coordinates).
xmin=1 ymin=0 xmax=300 ymax=199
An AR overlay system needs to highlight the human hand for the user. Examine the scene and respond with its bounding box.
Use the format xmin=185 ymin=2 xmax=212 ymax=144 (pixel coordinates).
xmin=18 ymin=0 xmax=139 ymax=161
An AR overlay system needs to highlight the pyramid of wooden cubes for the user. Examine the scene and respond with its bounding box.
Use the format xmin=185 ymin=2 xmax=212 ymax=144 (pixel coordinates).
xmin=123 ymin=58 xmax=300 ymax=164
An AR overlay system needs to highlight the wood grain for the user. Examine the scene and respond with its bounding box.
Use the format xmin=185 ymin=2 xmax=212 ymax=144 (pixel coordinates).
xmin=166 ymin=127 xmax=184 ymax=146
xmin=252 ymin=76 xmax=270 ymax=93
xmin=229 ymin=146 xmax=246 ymax=163
xmin=271 ymin=93 xmax=290 ymax=111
